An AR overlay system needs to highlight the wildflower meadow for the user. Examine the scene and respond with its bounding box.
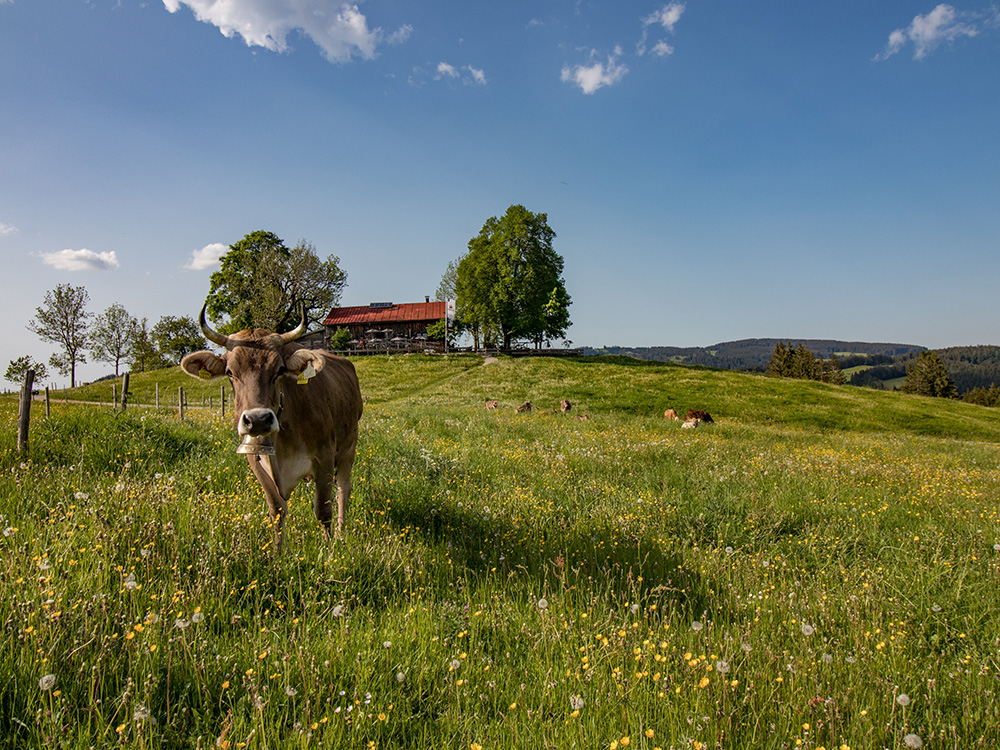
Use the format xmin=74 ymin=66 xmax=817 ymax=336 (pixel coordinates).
xmin=2 ymin=354 xmax=1000 ymax=749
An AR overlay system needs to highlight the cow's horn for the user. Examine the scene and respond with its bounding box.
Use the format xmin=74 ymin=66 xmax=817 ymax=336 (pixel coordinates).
xmin=279 ymin=306 xmax=307 ymax=345
xmin=199 ymin=303 xmax=230 ymax=348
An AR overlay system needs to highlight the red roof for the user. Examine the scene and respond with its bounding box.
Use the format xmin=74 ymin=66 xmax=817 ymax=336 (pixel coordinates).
xmin=323 ymin=301 xmax=446 ymax=327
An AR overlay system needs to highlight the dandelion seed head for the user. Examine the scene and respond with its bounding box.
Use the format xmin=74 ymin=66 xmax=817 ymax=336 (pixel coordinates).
xmin=570 ymin=694 xmax=585 ymax=711
xmin=537 ymin=598 xmax=549 ymax=610
xmin=801 ymin=623 xmax=815 ymax=636
xmin=691 ymin=621 xmax=703 ymax=632
xmin=285 ymin=686 xmax=298 ymax=697
xmin=38 ymin=674 xmax=56 ymax=691
xmin=903 ymin=734 xmax=923 ymax=749
xmin=133 ymin=705 xmax=150 ymax=721
xmin=896 ymin=693 xmax=911 ymax=707
xmin=191 ymin=612 xmax=204 ymax=623
xmin=715 ymin=660 xmax=730 ymax=674
xmin=174 ymin=618 xmax=190 ymax=630
xmin=822 ymin=653 xmax=833 ymax=664
xmin=332 ymin=605 xmax=345 ymax=618
xmin=383 ymin=640 xmax=392 ymax=649
xmin=396 ymin=672 xmax=406 ymax=683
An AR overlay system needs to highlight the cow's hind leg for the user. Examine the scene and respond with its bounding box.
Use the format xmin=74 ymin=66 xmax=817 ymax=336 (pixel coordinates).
xmin=312 ymin=464 xmax=336 ymax=540
xmin=334 ymin=443 xmax=357 ymax=534
xmin=249 ymin=456 xmax=289 ymax=555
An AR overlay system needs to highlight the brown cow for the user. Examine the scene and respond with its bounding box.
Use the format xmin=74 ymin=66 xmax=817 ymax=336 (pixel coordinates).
xmin=181 ymin=305 xmax=363 ymax=554
xmin=686 ymin=409 xmax=714 ymax=423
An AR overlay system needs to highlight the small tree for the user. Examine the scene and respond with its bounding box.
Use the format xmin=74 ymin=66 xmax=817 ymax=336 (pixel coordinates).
xmin=90 ymin=303 xmax=140 ymax=377
xmin=902 ymin=350 xmax=957 ymax=398
xmin=28 ymin=283 xmax=92 ymax=387
xmin=129 ymin=318 xmax=170 ymax=372
xmin=151 ymin=315 xmax=207 ymax=364
xmin=329 ymin=327 xmax=353 ymax=350
xmin=5 ymin=356 xmax=49 ymax=386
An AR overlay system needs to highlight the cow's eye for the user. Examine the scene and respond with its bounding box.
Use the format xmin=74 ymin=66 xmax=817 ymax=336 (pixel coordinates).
xmin=274 ymin=367 xmax=287 ymax=381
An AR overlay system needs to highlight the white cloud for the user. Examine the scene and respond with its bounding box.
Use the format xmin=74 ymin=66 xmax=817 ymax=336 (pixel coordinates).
xmin=436 ymin=61 xmax=459 ymax=79
xmin=162 ymin=0 xmax=410 ymax=63
xmin=0 ymin=222 xmax=17 ymax=236
xmin=645 ymin=3 xmax=685 ymax=32
xmin=876 ymin=4 xmax=981 ymax=60
xmin=638 ymin=2 xmax=684 ymax=56
xmin=466 ymin=65 xmax=487 ymax=85
xmin=561 ymin=50 xmax=628 ymax=94
xmin=432 ymin=61 xmax=487 ymax=86
xmin=38 ymin=249 xmax=120 ymax=271
xmin=184 ymin=242 xmax=228 ymax=271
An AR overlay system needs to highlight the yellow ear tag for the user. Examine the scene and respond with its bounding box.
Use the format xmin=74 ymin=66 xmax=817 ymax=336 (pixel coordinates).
xmin=297 ymin=361 xmax=317 ymax=385
xmin=199 ymin=368 xmax=214 ymax=380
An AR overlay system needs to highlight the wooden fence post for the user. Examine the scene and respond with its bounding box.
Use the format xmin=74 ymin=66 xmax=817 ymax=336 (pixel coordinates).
xmin=178 ymin=387 xmax=185 ymax=421
xmin=45 ymin=387 xmax=51 ymax=418
xmin=112 ymin=383 xmax=117 ymax=408
xmin=155 ymin=383 xmax=160 ymax=408
xmin=17 ymin=369 xmax=34 ymax=456
xmin=121 ymin=373 xmax=130 ymax=410
xmin=220 ymin=384 xmax=226 ymax=417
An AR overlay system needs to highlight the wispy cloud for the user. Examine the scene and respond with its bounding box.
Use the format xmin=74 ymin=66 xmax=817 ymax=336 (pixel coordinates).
xmin=0 ymin=222 xmax=17 ymax=236
xmin=427 ymin=61 xmax=487 ymax=86
xmin=38 ymin=249 xmax=120 ymax=271
xmin=638 ymin=3 xmax=685 ymax=57
xmin=561 ymin=47 xmax=628 ymax=95
xmin=183 ymin=242 xmax=228 ymax=271
xmin=875 ymin=4 xmax=985 ymax=60
xmin=162 ymin=0 xmax=410 ymax=63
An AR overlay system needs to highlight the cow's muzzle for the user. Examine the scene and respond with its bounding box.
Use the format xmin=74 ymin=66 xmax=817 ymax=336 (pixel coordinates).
xmin=238 ymin=408 xmax=279 ymax=437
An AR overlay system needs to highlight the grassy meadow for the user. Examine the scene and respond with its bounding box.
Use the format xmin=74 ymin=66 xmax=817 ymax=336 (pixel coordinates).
xmin=2 ymin=354 xmax=1000 ymax=749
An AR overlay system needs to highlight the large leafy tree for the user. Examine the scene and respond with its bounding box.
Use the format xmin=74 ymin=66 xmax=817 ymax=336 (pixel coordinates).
xmin=206 ymin=231 xmax=347 ymax=334
xmin=5 ymin=356 xmax=49 ymax=386
xmin=151 ymin=315 xmax=206 ymax=364
xmin=90 ymin=303 xmax=140 ymax=377
xmin=456 ymin=205 xmax=571 ymax=350
xmin=903 ymin=350 xmax=957 ymax=398
xmin=27 ymin=283 xmax=92 ymax=387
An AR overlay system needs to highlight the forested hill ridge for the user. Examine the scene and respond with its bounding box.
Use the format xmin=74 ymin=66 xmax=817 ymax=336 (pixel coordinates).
xmin=583 ymin=339 xmax=925 ymax=372
xmin=847 ymin=345 xmax=1000 ymax=394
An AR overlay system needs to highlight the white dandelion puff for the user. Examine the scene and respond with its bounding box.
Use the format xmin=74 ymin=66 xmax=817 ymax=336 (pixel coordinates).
xmin=191 ymin=611 xmax=204 ymax=624
xmin=285 ymin=686 xmax=298 ymax=697
xmin=903 ymin=734 xmax=923 ymax=749
xmin=537 ymin=598 xmax=549 ymax=610
xmin=174 ymin=618 xmax=190 ymax=630
xmin=896 ymin=693 xmax=911 ymax=707
xmin=692 ymin=621 xmax=703 ymax=632
xmin=800 ymin=623 xmax=815 ymax=636
xmin=38 ymin=674 xmax=56 ymax=691
xmin=570 ymin=694 xmax=585 ymax=711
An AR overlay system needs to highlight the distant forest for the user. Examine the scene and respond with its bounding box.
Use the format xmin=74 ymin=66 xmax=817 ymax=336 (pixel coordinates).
xmin=583 ymin=339 xmax=924 ymax=372
xmin=583 ymin=341 xmax=1000 ymax=396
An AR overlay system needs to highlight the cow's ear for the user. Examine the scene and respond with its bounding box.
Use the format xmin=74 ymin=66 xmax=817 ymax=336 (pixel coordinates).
xmin=286 ymin=349 xmax=325 ymax=382
xmin=180 ymin=351 xmax=227 ymax=380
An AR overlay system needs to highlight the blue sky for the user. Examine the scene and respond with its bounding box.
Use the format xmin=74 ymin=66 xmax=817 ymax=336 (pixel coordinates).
xmin=2 ymin=1 xmax=999 ymax=385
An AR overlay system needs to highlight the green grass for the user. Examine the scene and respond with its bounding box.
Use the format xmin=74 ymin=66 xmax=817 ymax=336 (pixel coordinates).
xmin=2 ymin=355 xmax=1000 ymax=748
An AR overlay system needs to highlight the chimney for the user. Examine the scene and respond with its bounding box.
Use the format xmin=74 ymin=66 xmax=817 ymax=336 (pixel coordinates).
xmin=425 ymin=296 xmax=430 ymax=303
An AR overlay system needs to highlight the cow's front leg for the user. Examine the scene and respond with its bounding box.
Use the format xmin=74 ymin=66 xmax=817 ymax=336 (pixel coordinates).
xmin=248 ymin=456 xmax=288 ymax=555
